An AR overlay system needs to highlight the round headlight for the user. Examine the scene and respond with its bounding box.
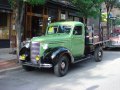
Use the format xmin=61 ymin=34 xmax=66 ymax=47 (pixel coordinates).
xmin=25 ymin=42 xmax=30 ymax=48
xmin=42 ymin=44 xmax=48 ymax=50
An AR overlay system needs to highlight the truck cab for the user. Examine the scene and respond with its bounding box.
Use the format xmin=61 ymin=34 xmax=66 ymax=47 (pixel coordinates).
xmin=19 ymin=21 xmax=103 ymax=77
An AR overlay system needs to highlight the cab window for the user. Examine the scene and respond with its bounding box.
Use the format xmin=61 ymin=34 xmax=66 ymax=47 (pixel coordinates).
xmin=73 ymin=26 xmax=82 ymax=35
xmin=47 ymin=25 xmax=72 ymax=34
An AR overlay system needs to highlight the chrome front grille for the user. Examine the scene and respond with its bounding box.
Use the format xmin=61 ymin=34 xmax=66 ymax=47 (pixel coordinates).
xmin=31 ymin=42 xmax=40 ymax=64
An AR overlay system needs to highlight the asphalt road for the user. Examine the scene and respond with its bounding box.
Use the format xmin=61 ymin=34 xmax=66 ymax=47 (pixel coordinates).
xmin=0 ymin=50 xmax=120 ymax=90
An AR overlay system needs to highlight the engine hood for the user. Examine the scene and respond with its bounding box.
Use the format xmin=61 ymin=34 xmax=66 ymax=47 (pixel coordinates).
xmin=31 ymin=34 xmax=70 ymax=43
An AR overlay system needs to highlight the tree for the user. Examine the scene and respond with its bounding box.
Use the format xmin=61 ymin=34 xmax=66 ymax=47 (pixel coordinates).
xmin=70 ymin=0 xmax=104 ymax=24
xmin=104 ymin=0 xmax=117 ymax=36
xmin=27 ymin=0 xmax=46 ymax=4
xmin=114 ymin=0 xmax=120 ymax=10
xmin=104 ymin=0 xmax=117 ymax=14
xmin=9 ymin=0 xmax=46 ymax=61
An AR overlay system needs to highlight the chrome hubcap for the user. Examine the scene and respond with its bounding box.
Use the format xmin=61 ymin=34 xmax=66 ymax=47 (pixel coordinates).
xmin=61 ymin=62 xmax=65 ymax=69
xmin=98 ymin=51 xmax=102 ymax=57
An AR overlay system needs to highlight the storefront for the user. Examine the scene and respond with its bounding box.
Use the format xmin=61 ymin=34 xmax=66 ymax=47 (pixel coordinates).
xmin=0 ymin=0 xmax=12 ymax=48
xmin=23 ymin=0 xmax=81 ymax=41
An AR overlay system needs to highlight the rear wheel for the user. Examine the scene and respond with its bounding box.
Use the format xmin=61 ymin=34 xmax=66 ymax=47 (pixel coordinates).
xmin=94 ymin=47 xmax=103 ymax=62
xmin=22 ymin=65 xmax=34 ymax=71
xmin=54 ymin=55 xmax=69 ymax=77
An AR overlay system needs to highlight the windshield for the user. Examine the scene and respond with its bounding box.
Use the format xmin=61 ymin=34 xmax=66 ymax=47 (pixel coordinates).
xmin=47 ymin=25 xmax=72 ymax=35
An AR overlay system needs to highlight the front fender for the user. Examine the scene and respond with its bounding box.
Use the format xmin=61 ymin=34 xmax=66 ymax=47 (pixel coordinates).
xmin=43 ymin=47 xmax=74 ymax=65
xmin=19 ymin=47 xmax=30 ymax=61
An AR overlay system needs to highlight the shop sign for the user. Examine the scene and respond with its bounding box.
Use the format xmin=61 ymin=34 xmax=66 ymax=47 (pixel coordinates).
xmin=61 ymin=14 xmax=66 ymax=20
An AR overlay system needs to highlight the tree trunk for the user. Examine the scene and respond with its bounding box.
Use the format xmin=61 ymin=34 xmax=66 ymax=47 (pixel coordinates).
xmin=83 ymin=17 xmax=87 ymax=26
xmin=15 ymin=2 xmax=25 ymax=62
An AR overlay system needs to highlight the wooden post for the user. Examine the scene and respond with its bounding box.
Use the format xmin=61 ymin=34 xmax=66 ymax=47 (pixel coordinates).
xmin=58 ymin=7 xmax=61 ymax=21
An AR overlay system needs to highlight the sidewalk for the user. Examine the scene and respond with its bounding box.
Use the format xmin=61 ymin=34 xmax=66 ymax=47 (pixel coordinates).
xmin=0 ymin=48 xmax=21 ymax=72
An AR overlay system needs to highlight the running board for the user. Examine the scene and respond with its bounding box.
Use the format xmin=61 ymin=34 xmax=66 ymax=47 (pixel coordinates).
xmin=73 ymin=56 xmax=91 ymax=64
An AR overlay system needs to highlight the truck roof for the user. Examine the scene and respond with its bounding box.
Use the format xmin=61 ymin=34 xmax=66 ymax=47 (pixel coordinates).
xmin=49 ymin=21 xmax=84 ymax=26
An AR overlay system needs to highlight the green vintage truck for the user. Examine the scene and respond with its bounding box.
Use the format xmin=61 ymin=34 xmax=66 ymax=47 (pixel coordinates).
xmin=19 ymin=21 xmax=103 ymax=77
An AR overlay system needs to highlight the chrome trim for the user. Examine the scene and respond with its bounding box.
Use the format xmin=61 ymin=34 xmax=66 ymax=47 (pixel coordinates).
xmin=31 ymin=42 xmax=40 ymax=64
xmin=40 ymin=64 xmax=52 ymax=68
xmin=23 ymin=62 xmax=52 ymax=68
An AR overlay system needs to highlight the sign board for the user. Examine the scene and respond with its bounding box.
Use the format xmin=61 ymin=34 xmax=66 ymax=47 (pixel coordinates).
xmin=61 ymin=14 xmax=66 ymax=20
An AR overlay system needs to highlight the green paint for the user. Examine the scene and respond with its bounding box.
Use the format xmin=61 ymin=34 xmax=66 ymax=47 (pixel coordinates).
xmin=31 ymin=21 xmax=85 ymax=57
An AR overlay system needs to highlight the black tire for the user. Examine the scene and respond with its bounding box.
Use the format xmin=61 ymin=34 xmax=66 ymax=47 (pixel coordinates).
xmin=54 ymin=55 xmax=69 ymax=77
xmin=22 ymin=65 xmax=34 ymax=71
xmin=94 ymin=47 xmax=103 ymax=62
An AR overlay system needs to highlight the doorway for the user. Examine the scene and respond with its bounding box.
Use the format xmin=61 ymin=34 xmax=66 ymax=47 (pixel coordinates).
xmin=31 ymin=16 xmax=43 ymax=37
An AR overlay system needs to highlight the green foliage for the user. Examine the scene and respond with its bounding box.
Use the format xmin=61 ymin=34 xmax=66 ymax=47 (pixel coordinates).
xmin=114 ymin=1 xmax=120 ymax=8
xmin=70 ymin=0 xmax=104 ymax=18
xmin=25 ymin=0 xmax=46 ymax=5
xmin=115 ymin=18 xmax=120 ymax=25
xmin=104 ymin=0 xmax=117 ymax=10
xmin=8 ymin=0 xmax=17 ymax=8
xmin=9 ymin=0 xmax=46 ymax=8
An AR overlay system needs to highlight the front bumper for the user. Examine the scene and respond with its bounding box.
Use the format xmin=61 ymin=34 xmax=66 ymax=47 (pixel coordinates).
xmin=21 ymin=62 xmax=52 ymax=68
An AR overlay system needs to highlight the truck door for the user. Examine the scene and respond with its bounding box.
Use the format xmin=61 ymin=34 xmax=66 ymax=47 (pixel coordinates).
xmin=71 ymin=25 xmax=85 ymax=57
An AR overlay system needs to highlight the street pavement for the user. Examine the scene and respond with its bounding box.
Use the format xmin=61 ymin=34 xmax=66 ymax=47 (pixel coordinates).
xmin=0 ymin=48 xmax=17 ymax=61
xmin=0 ymin=48 xmax=20 ymax=71
xmin=0 ymin=50 xmax=120 ymax=90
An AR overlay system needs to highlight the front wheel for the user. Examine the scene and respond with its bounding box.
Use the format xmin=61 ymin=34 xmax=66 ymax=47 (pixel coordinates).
xmin=94 ymin=47 xmax=103 ymax=62
xmin=54 ymin=55 xmax=69 ymax=77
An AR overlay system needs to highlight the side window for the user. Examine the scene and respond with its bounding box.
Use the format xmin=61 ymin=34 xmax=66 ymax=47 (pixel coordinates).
xmin=73 ymin=26 xmax=82 ymax=35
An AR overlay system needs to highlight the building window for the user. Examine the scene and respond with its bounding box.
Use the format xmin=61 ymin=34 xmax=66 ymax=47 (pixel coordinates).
xmin=61 ymin=10 xmax=66 ymax=20
xmin=44 ymin=7 xmax=48 ymax=15
xmin=48 ymin=8 xmax=58 ymax=22
xmin=32 ymin=6 xmax=43 ymax=14
xmin=0 ymin=13 xmax=7 ymax=27
xmin=0 ymin=12 xmax=10 ymax=39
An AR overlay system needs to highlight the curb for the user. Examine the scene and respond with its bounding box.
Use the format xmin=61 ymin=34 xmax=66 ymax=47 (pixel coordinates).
xmin=0 ymin=66 xmax=22 ymax=73
xmin=0 ymin=59 xmax=18 ymax=63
